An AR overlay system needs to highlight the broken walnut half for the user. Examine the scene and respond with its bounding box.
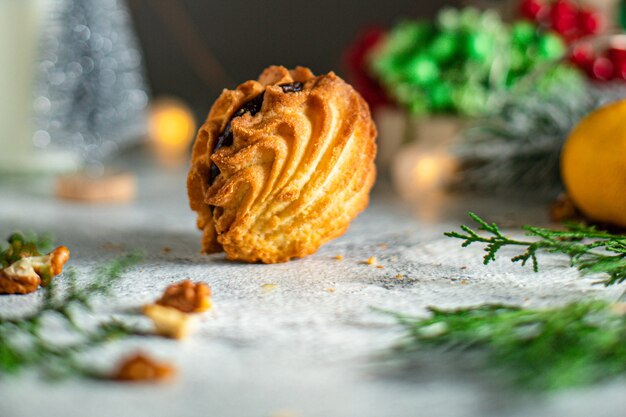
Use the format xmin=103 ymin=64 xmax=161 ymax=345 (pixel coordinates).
xmin=0 ymin=246 xmax=70 ymax=294
xmin=156 ymin=279 xmax=212 ymax=313
xmin=113 ymin=352 xmax=176 ymax=382
xmin=143 ymin=304 xmax=195 ymax=340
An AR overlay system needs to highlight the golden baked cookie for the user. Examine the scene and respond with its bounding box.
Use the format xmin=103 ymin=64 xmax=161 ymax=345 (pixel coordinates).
xmin=187 ymin=66 xmax=377 ymax=263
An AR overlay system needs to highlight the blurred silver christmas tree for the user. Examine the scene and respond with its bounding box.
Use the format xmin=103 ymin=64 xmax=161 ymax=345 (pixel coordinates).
xmin=33 ymin=0 xmax=149 ymax=170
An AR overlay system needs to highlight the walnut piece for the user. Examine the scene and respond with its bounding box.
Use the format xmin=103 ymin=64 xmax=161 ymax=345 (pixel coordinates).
xmin=113 ymin=352 xmax=175 ymax=382
xmin=0 ymin=246 xmax=70 ymax=294
xmin=0 ymin=269 xmax=40 ymax=294
xmin=156 ymin=280 xmax=211 ymax=313
xmin=143 ymin=304 xmax=195 ymax=339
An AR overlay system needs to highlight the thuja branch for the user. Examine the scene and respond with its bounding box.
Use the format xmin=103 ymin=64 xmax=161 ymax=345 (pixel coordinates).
xmin=445 ymin=212 xmax=626 ymax=285
xmin=393 ymin=301 xmax=626 ymax=390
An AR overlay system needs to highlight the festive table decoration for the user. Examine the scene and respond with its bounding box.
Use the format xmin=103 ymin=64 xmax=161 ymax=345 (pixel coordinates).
xmin=519 ymin=0 xmax=605 ymax=42
xmin=368 ymin=7 xmax=578 ymax=117
xmin=33 ymin=0 xmax=149 ymax=170
xmin=365 ymin=5 xmax=584 ymax=188
xmin=518 ymin=0 xmax=626 ymax=81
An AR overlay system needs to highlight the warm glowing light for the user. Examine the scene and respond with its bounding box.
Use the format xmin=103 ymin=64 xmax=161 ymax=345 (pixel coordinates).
xmin=392 ymin=142 xmax=459 ymax=223
xmin=149 ymin=97 xmax=196 ymax=165
xmin=411 ymin=153 xmax=457 ymax=193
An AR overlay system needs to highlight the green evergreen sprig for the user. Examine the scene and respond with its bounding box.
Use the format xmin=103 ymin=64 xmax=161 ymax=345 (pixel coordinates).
xmin=445 ymin=212 xmax=626 ymax=286
xmin=0 ymin=232 xmax=54 ymax=268
xmin=393 ymin=300 xmax=626 ymax=390
xmin=0 ymin=232 xmax=145 ymax=378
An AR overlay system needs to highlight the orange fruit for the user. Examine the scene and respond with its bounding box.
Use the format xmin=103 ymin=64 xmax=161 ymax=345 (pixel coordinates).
xmin=561 ymin=99 xmax=626 ymax=227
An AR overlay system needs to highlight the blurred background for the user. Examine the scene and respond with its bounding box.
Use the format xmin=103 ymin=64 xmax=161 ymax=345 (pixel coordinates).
xmin=2 ymin=0 xmax=626 ymax=217
xmin=126 ymin=0 xmax=461 ymax=116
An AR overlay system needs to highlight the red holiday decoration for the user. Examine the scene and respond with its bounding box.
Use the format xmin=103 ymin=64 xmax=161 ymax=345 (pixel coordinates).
xmin=343 ymin=27 xmax=390 ymax=111
xmin=517 ymin=0 xmax=626 ymax=83
xmin=550 ymin=0 xmax=578 ymax=40
xmin=590 ymin=56 xmax=614 ymax=81
xmin=519 ymin=0 xmax=605 ymax=42
xmin=578 ymin=9 xmax=603 ymax=37
xmin=569 ymin=41 xmax=595 ymax=71
xmin=520 ymin=0 xmax=546 ymax=20
xmin=614 ymin=60 xmax=626 ymax=80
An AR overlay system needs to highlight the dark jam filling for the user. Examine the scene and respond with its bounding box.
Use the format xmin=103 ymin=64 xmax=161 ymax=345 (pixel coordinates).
xmin=209 ymin=82 xmax=303 ymax=184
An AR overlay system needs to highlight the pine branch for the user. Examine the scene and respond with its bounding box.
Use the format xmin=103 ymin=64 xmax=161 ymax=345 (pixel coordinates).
xmin=394 ymin=301 xmax=626 ymax=390
xmin=453 ymin=83 xmax=626 ymax=194
xmin=445 ymin=213 xmax=626 ymax=285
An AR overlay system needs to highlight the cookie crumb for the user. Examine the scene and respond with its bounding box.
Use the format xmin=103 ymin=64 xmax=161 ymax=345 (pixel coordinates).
xmin=364 ymin=256 xmax=377 ymax=265
xmin=261 ymin=283 xmax=278 ymax=293
xmin=395 ymin=274 xmax=404 ymax=279
xmin=325 ymin=287 xmax=335 ymax=293
xmin=378 ymin=243 xmax=388 ymax=250
xmin=376 ymin=265 xmax=384 ymax=269
xmin=334 ymin=255 xmax=344 ymax=261
xmin=162 ymin=246 xmax=171 ymax=254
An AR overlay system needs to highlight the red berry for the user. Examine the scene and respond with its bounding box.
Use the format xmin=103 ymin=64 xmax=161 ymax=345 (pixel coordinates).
xmin=520 ymin=0 xmax=545 ymax=20
xmin=570 ymin=42 xmax=595 ymax=70
xmin=615 ymin=60 xmax=626 ymax=80
xmin=607 ymin=36 xmax=626 ymax=66
xmin=591 ymin=56 xmax=614 ymax=81
xmin=608 ymin=47 xmax=626 ymax=65
xmin=550 ymin=0 xmax=577 ymax=17
xmin=578 ymin=9 xmax=604 ymax=36
xmin=550 ymin=0 xmax=578 ymax=35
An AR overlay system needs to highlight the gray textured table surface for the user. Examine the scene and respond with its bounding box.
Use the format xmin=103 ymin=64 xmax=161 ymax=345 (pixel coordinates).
xmin=0 ymin=165 xmax=625 ymax=417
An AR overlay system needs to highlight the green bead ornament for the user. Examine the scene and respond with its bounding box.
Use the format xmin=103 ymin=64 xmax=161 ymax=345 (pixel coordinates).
xmin=393 ymin=83 xmax=428 ymax=114
xmin=403 ymin=55 xmax=439 ymax=85
xmin=428 ymin=81 xmax=454 ymax=111
xmin=537 ymin=33 xmax=566 ymax=60
xmin=505 ymin=71 xmax=520 ymax=87
xmin=459 ymin=7 xmax=481 ymax=30
xmin=512 ymin=21 xmax=536 ymax=46
xmin=429 ymin=32 xmax=458 ymax=63
xmin=535 ymin=66 xmax=583 ymax=94
xmin=386 ymin=21 xmax=432 ymax=55
xmin=367 ymin=6 xmax=579 ymax=117
xmin=509 ymin=46 xmax=530 ymax=72
xmin=467 ymin=32 xmax=494 ymax=62
xmin=438 ymin=7 xmax=461 ymax=31
xmin=454 ymin=83 xmax=488 ymax=116
xmin=620 ymin=0 xmax=626 ymax=30
xmin=479 ymin=9 xmax=502 ymax=32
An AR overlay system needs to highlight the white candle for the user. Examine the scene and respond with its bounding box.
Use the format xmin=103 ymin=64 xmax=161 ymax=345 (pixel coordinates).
xmin=0 ymin=0 xmax=41 ymax=170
